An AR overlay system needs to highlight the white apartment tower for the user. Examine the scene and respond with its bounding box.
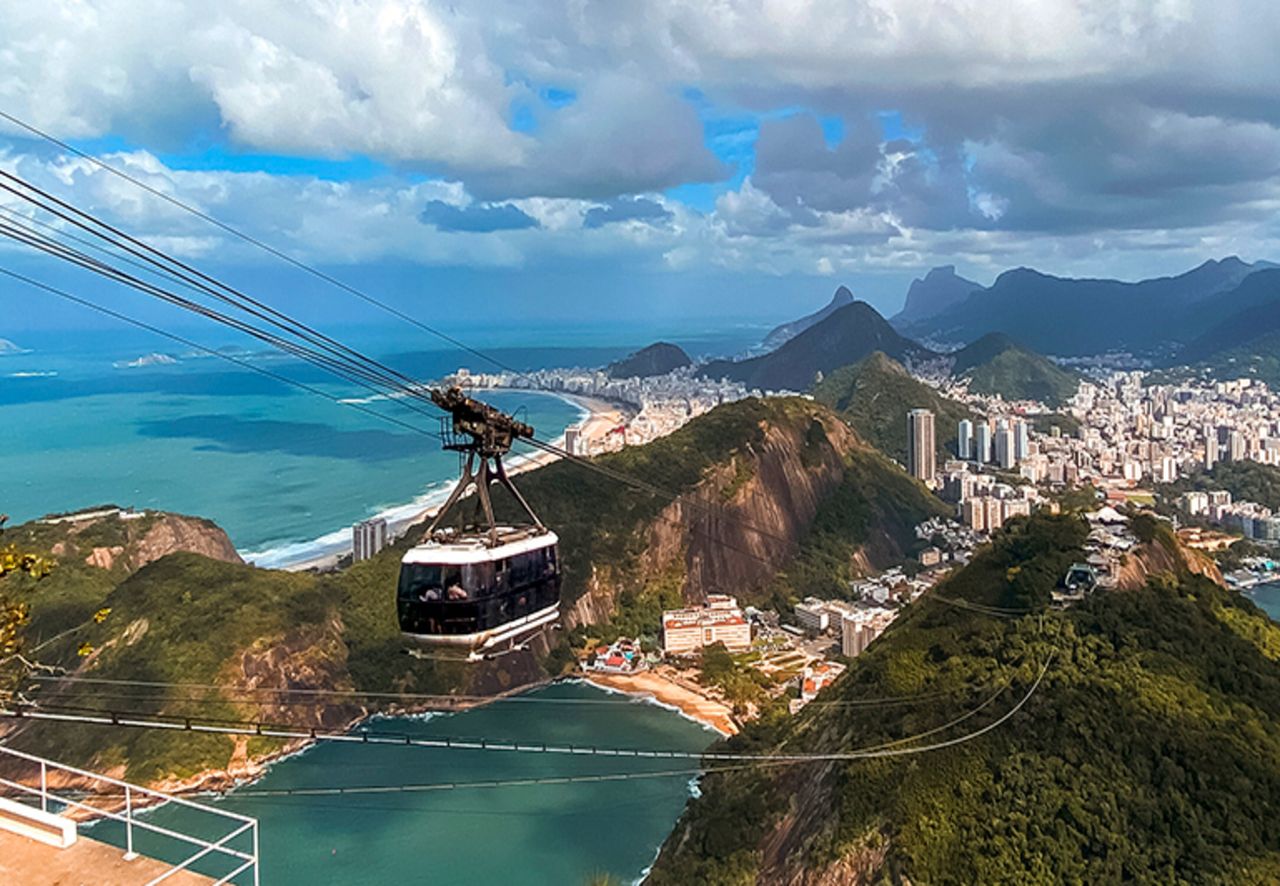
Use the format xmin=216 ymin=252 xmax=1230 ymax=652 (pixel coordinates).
xmin=974 ymin=421 xmax=992 ymax=464
xmin=1014 ymin=419 xmax=1030 ymax=462
xmin=957 ymin=419 xmax=974 ymax=460
xmin=352 ymin=517 xmax=389 ymax=562
xmin=995 ymin=424 xmax=1016 ymax=470
xmin=907 ymin=409 xmax=937 ymax=483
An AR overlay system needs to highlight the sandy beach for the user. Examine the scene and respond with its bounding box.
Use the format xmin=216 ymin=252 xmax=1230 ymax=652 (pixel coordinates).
xmin=279 ymin=391 xmax=626 ymax=572
xmin=583 ymin=670 xmax=739 ymax=736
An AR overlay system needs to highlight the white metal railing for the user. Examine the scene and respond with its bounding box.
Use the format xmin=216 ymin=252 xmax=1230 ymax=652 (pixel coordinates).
xmin=0 ymin=744 xmax=259 ymax=885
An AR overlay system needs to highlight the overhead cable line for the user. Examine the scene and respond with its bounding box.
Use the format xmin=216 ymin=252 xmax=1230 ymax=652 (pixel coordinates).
xmin=0 ymin=214 xmax=445 ymax=426
xmin=27 ymin=673 xmax=998 ymax=710
xmin=0 ymin=168 xmax=436 ymax=395
xmin=1 ymin=649 xmax=1054 ymax=764
xmin=0 ymin=147 xmax=818 ymax=557
xmin=0 ymin=107 xmax=518 ymax=377
xmin=0 ymin=267 xmax=441 ymax=440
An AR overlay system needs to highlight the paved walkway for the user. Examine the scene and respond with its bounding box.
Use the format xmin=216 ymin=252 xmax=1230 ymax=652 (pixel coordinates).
xmin=0 ymin=829 xmax=214 ymax=885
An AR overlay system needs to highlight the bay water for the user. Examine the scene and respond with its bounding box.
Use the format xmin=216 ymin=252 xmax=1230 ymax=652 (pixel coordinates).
xmin=88 ymin=682 xmax=717 ymax=885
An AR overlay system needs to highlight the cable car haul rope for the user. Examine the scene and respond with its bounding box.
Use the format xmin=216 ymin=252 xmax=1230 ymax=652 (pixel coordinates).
xmin=0 ymin=106 xmax=1058 ymax=791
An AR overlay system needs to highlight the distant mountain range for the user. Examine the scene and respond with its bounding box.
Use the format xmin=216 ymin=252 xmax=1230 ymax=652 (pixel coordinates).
xmin=950 ymin=333 xmax=1081 ymax=407
xmin=893 ymin=256 xmax=1278 ymax=355
xmin=891 ymin=265 xmax=981 ymax=329
xmin=604 ymin=341 xmax=692 ymax=378
xmin=704 ymin=300 xmax=933 ymax=392
xmin=711 ymin=294 xmax=1081 ymax=408
xmin=761 ymin=284 xmax=856 ymax=350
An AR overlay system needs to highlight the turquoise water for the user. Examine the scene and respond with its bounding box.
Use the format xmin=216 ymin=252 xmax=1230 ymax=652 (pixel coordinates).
xmin=88 ymin=682 xmax=715 ymax=885
xmin=0 ymin=326 xmax=762 ymax=563
xmin=0 ymin=335 xmax=586 ymax=561
xmin=1247 ymin=582 xmax=1280 ymax=621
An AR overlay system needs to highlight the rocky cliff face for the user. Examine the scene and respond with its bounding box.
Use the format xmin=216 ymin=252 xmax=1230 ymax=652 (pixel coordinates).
xmin=644 ymin=412 xmax=857 ymax=603
xmin=1115 ymin=534 xmax=1224 ymax=591
xmin=30 ymin=508 xmax=242 ymax=574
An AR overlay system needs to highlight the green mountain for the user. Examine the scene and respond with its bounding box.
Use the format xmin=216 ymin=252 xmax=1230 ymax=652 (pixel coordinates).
xmin=703 ymin=302 xmax=934 ymax=392
xmin=951 ymin=333 xmax=1081 ymax=406
xmin=813 ymin=351 xmax=972 ymax=465
xmin=604 ymin=341 xmax=692 ymax=378
xmin=2 ymin=397 xmax=944 ymax=784
xmin=1194 ymin=330 xmax=1280 ymax=388
xmin=649 ymin=513 xmax=1280 ymax=885
xmin=763 ymin=285 xmax=857 ymax=350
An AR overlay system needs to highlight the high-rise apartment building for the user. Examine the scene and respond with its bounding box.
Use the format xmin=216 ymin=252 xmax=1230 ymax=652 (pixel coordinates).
xmin=995 ymin=424 xmax=1016 ymax=470
xmin=974 ymin=421 xmax=992 ymax=464
xmin=907 ymin=409 xmax=936 ymax=482
xmin=957 ymin=419 xmax=973 ymax=460
xmin=1014 ymin=419 xmax=1030 ymax=462
xmin=352 ymin=517 xmax=389 ymax=562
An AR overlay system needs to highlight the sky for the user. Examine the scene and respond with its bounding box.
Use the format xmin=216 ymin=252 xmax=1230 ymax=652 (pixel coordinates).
xmin=1 ymin=0 xmax=1279 ymax=337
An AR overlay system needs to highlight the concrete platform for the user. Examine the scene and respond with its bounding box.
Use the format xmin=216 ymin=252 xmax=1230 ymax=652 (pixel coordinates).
xmin=0 ymin=828 xmax=214 ymax=885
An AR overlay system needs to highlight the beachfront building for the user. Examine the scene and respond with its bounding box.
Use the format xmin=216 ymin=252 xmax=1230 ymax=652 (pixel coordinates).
xmin=662 ymin=595 xmax=751 ymax=655
xmin=587 ymin=637 xmax=646 ymax=674
xmin=352 ymin=517 xmax=389 ymax=561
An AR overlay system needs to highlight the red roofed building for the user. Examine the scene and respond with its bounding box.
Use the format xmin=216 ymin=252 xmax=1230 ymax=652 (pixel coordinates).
xmin=662 ymin=596 xmax=751 ymax=655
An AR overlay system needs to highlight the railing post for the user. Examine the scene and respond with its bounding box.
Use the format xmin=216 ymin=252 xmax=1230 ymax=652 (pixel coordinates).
xmin=253 ymin=822 xmax=261 ymax=886
xmin=39 ymin=761 xmax=47 ymax=813
xmin=124 ymin=785 xmax=137 ymax=860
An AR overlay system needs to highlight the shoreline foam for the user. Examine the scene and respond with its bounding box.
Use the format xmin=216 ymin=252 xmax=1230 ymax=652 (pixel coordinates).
xmin=579 ymin=671 xmax=739 ymax=737
xmin=241 ymin=390 xmax=612 ymax=571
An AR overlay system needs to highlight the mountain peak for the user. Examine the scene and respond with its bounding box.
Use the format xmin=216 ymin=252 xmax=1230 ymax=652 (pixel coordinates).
xmin=891 ymin=265 xmax=981 ymax=329
xmin=707 ymin=299 xmax=932 ymax=392
xmin=604 ymin=341 xmax=692 ymax=379
xmin=763 ymin=285 xmax=861 ymax=350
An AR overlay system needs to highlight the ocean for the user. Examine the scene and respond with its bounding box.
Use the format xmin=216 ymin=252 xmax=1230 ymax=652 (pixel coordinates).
xmin=1247 ymin=581 xmax=1280 ymax=621
xmin=0 ymin=322 xmax=763 ymax=565
xmin=4 ymin=320 xmax=757 ymax=882
xmin=86 ymin=682 xmax=717 ymax=885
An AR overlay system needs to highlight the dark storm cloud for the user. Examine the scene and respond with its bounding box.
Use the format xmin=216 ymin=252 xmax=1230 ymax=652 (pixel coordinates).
xmin=419 ymin=200 xmax=539 ymax=232
xmin=582 ymin=197 xmax=674 ymax=228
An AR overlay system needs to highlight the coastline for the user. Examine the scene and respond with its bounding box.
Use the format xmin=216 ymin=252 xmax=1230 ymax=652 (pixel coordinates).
xmin=249 ymin=391 xmax=625 ymax=572
xmin=581 ymin=671 xmax=739 ymax=737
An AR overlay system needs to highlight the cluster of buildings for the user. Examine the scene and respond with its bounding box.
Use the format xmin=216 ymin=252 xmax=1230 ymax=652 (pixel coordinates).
xmin=793 ymin=595 xmax=900 ymax=658
xmin=352 ymin=516 xmax=389 ymax=562
xmin=448 ymin=366 xmax=753 ymax=453
xmin=586 ymin=637 xmax=649 ymax=674
xmin=1061 ymin=374 xmax=1280 ymax=487
xmin=660 ymin=594 xmax=752 ymax=655
xmin=956 ymin=415 xmax=1033 ymax=471
xmin=913 ymin=516 xmax=983 ymax=565
xmin=1182 ymin=490 xmax=1280 ymax=542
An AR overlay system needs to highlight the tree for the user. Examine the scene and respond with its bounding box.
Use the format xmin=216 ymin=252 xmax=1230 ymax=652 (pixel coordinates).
xmin=1 ymin=516 xmax=56 ymax=687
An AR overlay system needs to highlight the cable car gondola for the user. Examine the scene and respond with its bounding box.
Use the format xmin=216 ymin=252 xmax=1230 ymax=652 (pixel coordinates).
xmin=397 ymin=387 xmax=561 ymax=655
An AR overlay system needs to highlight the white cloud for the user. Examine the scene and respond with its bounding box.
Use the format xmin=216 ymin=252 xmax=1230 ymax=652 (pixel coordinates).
xmin=2 ymin=0 xmax=1280 ymax=288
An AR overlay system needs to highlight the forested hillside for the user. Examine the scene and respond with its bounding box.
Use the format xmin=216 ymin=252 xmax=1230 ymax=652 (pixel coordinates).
xmin=812 ymin=352 xmax=972 ymax=465
xmin=1 ymin=397 xmax=942 ymax=785
xmin=649 ymin=514 xmax=1280 ymax=885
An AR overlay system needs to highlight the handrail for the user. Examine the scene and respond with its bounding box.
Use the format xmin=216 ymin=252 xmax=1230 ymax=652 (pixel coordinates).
xmin=0 ymin=744 xmax=259 ymax=885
